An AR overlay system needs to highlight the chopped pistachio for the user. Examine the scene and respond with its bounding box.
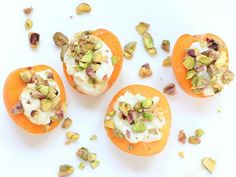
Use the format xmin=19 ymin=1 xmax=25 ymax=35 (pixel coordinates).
xmin=90 ymin=160 xmax=100 ymax=169
xmin=53 ymin=32 xmax=68 ymax=48
xmin=215 ymin=51 xmax=227 ymax=68
xmin=47 ymin=86 xmax=58 ymax=99
xmin=76 ymin=147 xmax=93 ymax=161
xmin=113 ymin=129 xmax=125 ymax=138
xmin=196 ymin=55 xmax=213 ymax=65
xmin=62 ymin=118 xmax=73 ymax=129
xmin=142 ymin=32 xmax=157 ymax=56
xmin=65 ymin=131 xmax=80 ymax=144
xmin=186 ymin=70 xmax=196 ymax=80
xmin=143 ymin=112 xmax=154 ymax=121
xmin=29 ymin=32 xmax=40 ymax=47
xmin=195 ymin=129 xmax=205 ymax=137
xmin=183 ymin=56 xmax=195 ymax=70
xmin=38 ymin=85 xmax=49 ymax=96
xmin=142 ymin=98 xmax=153 ymax=108
xmin=80 ymin=50 xmax=94 ymax=63
xmin=40 ymin=99 xmax=53 ymax=112
xmin=90 ymin=134 xmax=97 ymax=141
xmin=78 ymin=62 xmax=89 ymax=69
xmin=148 ymin=128 xmax=158 ymax=135
xmin=19 ymin=71 xmax=32 ymax=83
xmin=163 ymin=83 xmax=177 ymax=96
xmin=178 ymin=151 xmax=185 ymax=159
xmin=123 ymin=42 xmax=137 ymax=59
xmin=191 ymin=76 xmax=199 ymax=88
xmin=25 ymin=18 xmax=33 ymax=30
xmin=202 ymin=157 xmax=216 ymax=174
xmin=95 ymin=41 xmax=102 ymax=50
xmin=136 ymin=22 xmax=150 ymax=34
xmin=107 ymin=111 xmax=115 ymax=117
xmin=133 ymin=102 xmax=142 ymax=112
xmin=23 ymin=7 xmax=33 ymax=15
xmin=111 ymin=56 xmax=118 ymax=65
xmin=162 ymin=56 xmax=171 ymax=67
xmin=188 ymin=136 xmax=201 ymax=144
xmin=132 ymin=121 xmax=146 ymax=133
xmin=139 ymin=63 xmax=152 ymax=77
xmin=161 ymin=40 xmax=170 ymax=52
xmin=104 ymin=119 xmax=115 ymax=129
xmin=78 ymin=162 xmax=85 ymax=170
xmin=88 ymin=153 xmax=97 ymax=162
xmin=197 ymin=76 xmax=208 ymax=88
xmin=119 ymin=102 xmax=132 ymax=117
xmin=76 ymin=3 xmax=91 ymax=14
xmin=58 ymin=165 xmax=74 ymax=177
xmin=221 ymin=70 xmax=234 ymax=84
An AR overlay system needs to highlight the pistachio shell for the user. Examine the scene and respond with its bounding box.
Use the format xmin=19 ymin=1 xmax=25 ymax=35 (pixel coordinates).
xmin=76 ymin=3 xmax=91 ymax=14
xmin=202 ymin=157 xmax=216 ymax=174
xmin=53 ymin=32 xmax=68 ymax=48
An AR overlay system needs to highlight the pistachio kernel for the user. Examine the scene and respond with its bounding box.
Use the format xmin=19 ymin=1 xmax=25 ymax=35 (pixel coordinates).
xmin=25 ymin=18 xmax=33 ymax=30
xmin=119 ymin=102 xmax=132 ymax=117
xmin=29 ymin=32 xmax=40 ymax=47
xmin=62 ymin=117 xmax=73 ymax=129
xmin=19 ymin=71 xmax=32 ymax=83
xmin=123 ymin=42 xmax=137 ymax=59
xmin=139 ymin=63 xmax=153 ymax=78
xmin=132 ymin=121 xmax=146 ymax=133
xmin=136 ymin=22 xmax=150 ymax=34
xmin=178 ymin=151 xmax=185 ymax=159
xmin=90 ymin=134 xmax=97 ymax=141
xmin=23 ymin=7 xmax=33 ymax=15
xmin=196 ymin=55 xmax=213 ymax=66
xmin=58 ymin=165 xmax=74 ymax=177
xmin=38 ymin=85 xmax=49 ymax=96
xmin=221 ymin=69 xmax=234 ymax=84
xmin=107 ymin=111 xmax=115 ymax=117
xmin=133 ymin=102 xmax=142 ymax=112
xmin=78 ymin=162 xmax=85 ymax=170
xmin=202 ymin=157 xmax=216 ymax=174
xmin=186 ymin=70 xmax=196 ymax=80
xmin=183 ymin=56 xmax=195 ymax=70
xmin=195 ymin=128 xmax=205 ymax=137
xmin=143 ymin=112 xmax=154 ymax=121
xmin=47 ymin=86 xmax=58 ymax=99
xmin=111 ymin=56 xmax=118 ymax=65
xmin=90 ymin=160 xmax=100 ymax=169
xmin=142 ymin=32 xmax=157 ymax=56
xmin=40 ymin=99 xmax=53 ymax=112
xmin=76 ymin=147 xmax=91 ymax=161
xmin=141 ymin=98 xmax=153 ymax=109
xmin=65 ymin=131 xmax=80 ymax=144
xmin=147 ymin=47 xmax=157 ymax=56
xmin=188 ymin=136 xmax=201 ymax=144
xmin=162 ymin=56 xmax=172 ymax=67
xmin=76 ymin=3 xmax=91 ymax=14
xmin=161 ymin=40 xmax=170 ymax=52
xmin=163 ymin=83 xmax=177 ymax=96
xmin=53 ymin=32 xmax=68 ymax=48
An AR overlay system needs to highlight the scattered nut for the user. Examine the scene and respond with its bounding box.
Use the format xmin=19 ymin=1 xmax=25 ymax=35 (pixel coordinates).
xmin=25 ymin=18 xmax=33 ymax=30
xmin=123 ymin=42 xmax=137 ymax=59
xmin=23 ymin=7 xmax=33 ymax=15
xmin=136 ymin=22 xmax=150 ymax=34
xmin=90 ymin=160 xmax=100 ymax=169
xmin=62 ymin=118 xmax=73 ymax=129
xmin=142 ymin=32 xmax=157 ymax=56
xmin=53 ymin=32 xmax=68 ymax=48
xmin=163 ymin=83 xmax=177 ymax=96
xmin=161 ymin=40 xmax=170 ymax=52
xmin=202 ymin=157 xmax=216 ymax=174
xmin=65 ymin=131 xmax=80 ymax=145
xmin=76 ymin=3 xmax=91 ymax=14
xmin=29 ymin=32 xmax=40 ymax=48
xmin=78 ymin=162 xmax=85 ymax=170
xmin=195 ymin=128 xmax=205 ymax=137
xmin=178 ymin=130 xmax=186 ymax=144
xmin=162 ymin=56 xmax=171 ymax=67
xmin=19 ymin=71 xmax=32 ymax=83
xmin=90 ymin=134 xmax=97 ymax=141
xmin=188 ymin=136 xmax=201 ymax=144
xmin=221 ymin=69 xmax=234 ymax=84
xmin=58 ymin=165 xmax=74 ymax=177
xmin=178 ymin=151 xmax=184 ymax=159
xmin=139 ymin=63 xmax=152 ymax=77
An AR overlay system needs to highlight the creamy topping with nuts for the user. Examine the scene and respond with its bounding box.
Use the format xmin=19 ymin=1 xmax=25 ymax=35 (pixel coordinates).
xmin=183 ymin=37 xmax=234 ymax=96
xmin=105 ymin=92 xmax=165 ymax=143
xmin=19 ymin=70 xmax=62 ymax=125
xmin=63 ymin=31 xmax=115 ymax=96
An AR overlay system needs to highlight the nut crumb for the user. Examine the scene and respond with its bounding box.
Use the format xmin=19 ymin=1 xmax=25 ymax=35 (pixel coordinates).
xmin=163 ymin=83 xmax=177 ymax=96
xmin=139 ymin=63 xmax=152 ymax=78
xmin=178 ymin=151 xmax=184 ymax=159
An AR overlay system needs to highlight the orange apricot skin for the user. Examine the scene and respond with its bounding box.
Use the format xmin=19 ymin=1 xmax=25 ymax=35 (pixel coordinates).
xmin=105 ymin=85 xmax=172 ymax=156
xmin=171 ymin=33 xmax=229 ymax=98
xmin=3 ymin=65 xmax=66 ymax=134
xmin=63 ymin=28 xmax=123 ymax=96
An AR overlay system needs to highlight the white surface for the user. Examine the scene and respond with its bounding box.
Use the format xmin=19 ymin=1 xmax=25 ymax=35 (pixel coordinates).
xmin=0 ymin=0 xmax=236 ymax=177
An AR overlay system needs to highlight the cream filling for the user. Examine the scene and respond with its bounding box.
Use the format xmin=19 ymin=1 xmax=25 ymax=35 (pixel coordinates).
xmin=64 ymin=36 xmax=114 ymax=96
xmin=109 ymin=91 xmax=165 ymax=143
xmin=20 ymin=70 xmax=60 ymax=125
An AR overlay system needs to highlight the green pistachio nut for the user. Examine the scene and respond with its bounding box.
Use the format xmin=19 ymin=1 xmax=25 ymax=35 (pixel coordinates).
xmin=186 ymin=70 xmax=196 ymax=80
xmin=183 ymin=56 xmax=195 ymax=70
xmin=143 ymin=112 xmax=154 ymax=121
xmin=196 ymin=55 xmax=213 ymax=66
xmin=132 ymin=121 xmax=147 ymax=133
xmin=80 ymin=50 xmax=94 ymax=63
xmin=41 ymin=99 xmax=53 ymax=112
xmin=141 ymin=98 xmax=153 ymax=109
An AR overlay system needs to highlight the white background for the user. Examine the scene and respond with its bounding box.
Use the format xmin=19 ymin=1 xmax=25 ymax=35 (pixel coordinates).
xmin=0 ymin=0 xmax=236 ymax=177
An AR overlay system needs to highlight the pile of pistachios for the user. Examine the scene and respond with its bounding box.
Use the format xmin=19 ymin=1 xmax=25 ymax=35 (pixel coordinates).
xmin=182 ymin=39 xmax=234 ymax=95
xmin=105 ymin=98 xmax=158 ymax=136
